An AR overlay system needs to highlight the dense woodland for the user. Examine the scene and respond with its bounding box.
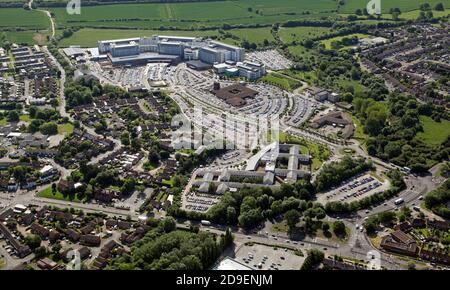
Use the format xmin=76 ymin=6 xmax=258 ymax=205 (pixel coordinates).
xmin=424 ymin=179 xmax=450 ymax=219
xmin=107 ymin=217 xmax=233 ymax=270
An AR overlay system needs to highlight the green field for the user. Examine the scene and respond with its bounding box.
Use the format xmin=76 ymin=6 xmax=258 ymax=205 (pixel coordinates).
xmin=0 ymin=8 xmax=51 ymax=29
xmin=58 ymin=123 xmax=74 ymax=134
xmin=58 ymin=28 xmax=221 ymax=47
xmin=4 ymin=30 xmax=49 ymax=45
xmin=339 ymin=0 xmax=450 ymax=14
xmin=49 ymin=0 xmax=336 ymax=29
xmin=320 ymin=33 xmax=370 ymax=49
xmin=260 ymin=72 xmax=301 ymax=91
xmin=400 ymin=8 xmax=450 ymax=19
xmin=416 ymin=115 xmax=450 ymax=145
xmin=224 ymin=27 xmax=275 ymax=45
xmin=58 ymin=26 xmax=275 ymax=47
xmin=278 ymin=26 xmax=335 ymax=44
xmin=37 ymin=185 xmax=83 ymax=202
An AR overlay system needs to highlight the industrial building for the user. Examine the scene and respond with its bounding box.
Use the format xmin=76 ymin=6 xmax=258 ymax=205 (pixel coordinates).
xmin=97 ymin=35 xmax=246 ymax=67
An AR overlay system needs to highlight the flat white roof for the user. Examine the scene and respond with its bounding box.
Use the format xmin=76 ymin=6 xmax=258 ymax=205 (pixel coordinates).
xmin=7 ymin=132 xmax=22 ymax=138
xmin=40 ymin=165 xmax=54 ymax=174
xmin=214 ymin=257 xmax=252 ymax=270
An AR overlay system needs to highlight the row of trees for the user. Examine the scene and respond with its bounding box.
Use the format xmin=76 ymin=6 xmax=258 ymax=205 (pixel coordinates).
xmin=314 ymin=156 xmax=373 ymax=192
xmin=325 ymin=169 xmax=406 ymax=215
xmin=424 ymin=179 xmax=450 ymax=219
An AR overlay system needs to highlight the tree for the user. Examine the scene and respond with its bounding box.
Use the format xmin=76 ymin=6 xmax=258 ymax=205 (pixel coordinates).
xmin=226 ymin=206 xmax=236 ymax=224
xmin=434 ymin=3 xmax=444 ymax=11
xmin=7 ymin=110 xmax=19 ymax=122
xmin=322 ymin=223 xmax=330 ymax=232
xmin=301 ymin=249 xmax=324 ymax=270
xmin=333 ymin=221 xmax=346 ymax=236
xmin=34 ymin=246 xmax=47 ymax=259
xmin=40 ymin=122 xmax=58 ymax=135
xmin=52 ymin=242 xmax=62 ymax=258
xmin=25 ymin=234 xmax=42 ymax=249
xmin=284 ymin=209 xmax=300 ymax=233
xmin=161 ymin=217 xmax=176 ymax=233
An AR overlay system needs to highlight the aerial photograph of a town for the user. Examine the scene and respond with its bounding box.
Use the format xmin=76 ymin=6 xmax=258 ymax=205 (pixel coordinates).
xmin=0 ymin=0 xmax=449 ymax=280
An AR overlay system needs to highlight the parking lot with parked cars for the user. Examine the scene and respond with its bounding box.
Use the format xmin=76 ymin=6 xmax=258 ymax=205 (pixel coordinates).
xmin=235 ymin=243 xmax=305 ymax=270
xmin=184 ymin=191 xmax=221 ymax=212
xmin=317 ymin=172 xmax=390 ymax=204
xmin=245 ymin=50 xmax=293 ymax=71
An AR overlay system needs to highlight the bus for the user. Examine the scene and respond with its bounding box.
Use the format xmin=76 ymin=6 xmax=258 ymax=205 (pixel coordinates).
xmin=394 ymin=198 xmax=404 ymax=205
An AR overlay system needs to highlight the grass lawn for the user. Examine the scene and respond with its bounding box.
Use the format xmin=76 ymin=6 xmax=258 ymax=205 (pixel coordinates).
xmin=37 ymin=185 xmax=82 ymax=203
xmin=19 ymin=114 xmax=30 ymax=122
xmin=279 ymin=68 xmax=318 ymax=84
xmin=0 ymin=258 xmax=5 ymax=269
xmin=260 ymin=73 xmax=301 ymax=91
xmin=320 ymin=33 xmax=370 ymax=50
xmin=57 ymin=123 xmax=74 ymax=135
xmin=225 ymin=27 xmax=275 ymax=45
xmin=143 ymin=161 xmax=159 ymax=171
xmin=0 ymin=118 xmax=6 ymax=126
xmin=0 ymin=8 xmax=51 ymax=29
xmin=276 ymin=131 xmax=330 ymax=171
xmin=415 ymin=115 xmax=450 ymax=145
xmin=350 ymin=114 xmax=369 ymax=145
xmin=272 ymin=220 xmax=289 ymax=232
xmin=278 ymin=26 xmax=334 ymax=44
xmin=400 ymin=9 xmax=450 ymax=20
xmin=4 ymin=30 xmax=49 ymax=45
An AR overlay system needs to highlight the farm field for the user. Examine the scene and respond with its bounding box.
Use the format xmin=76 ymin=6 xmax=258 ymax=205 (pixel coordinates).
xmin=4 ymin=30 xmax=49 ymax=45
xmin=49 ymin=0 xmax=336 ymax=29
xmin=415 ymin=115 xmax=450 ymax=146
xmin=338 ymin=0 xmax=450 ymax=13
xmin=278 ymin=26 xmax=335 ymax=44
xmin=400 ymin=8 xmax=450 ymax=19
xmin=0 ymin=8 xmax=51 ymax=29
xmin=58 ymin=27 xmax=275 ymax=47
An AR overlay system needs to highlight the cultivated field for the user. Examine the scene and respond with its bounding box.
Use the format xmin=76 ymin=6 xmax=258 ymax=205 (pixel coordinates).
xmin=339 ymin=0 xmax=450 ymax=14
xmin=0 ymin=8 xmax=51 ymax=29
xmin=49 ymin=0 xmax=337 ymax=29
xmin=58 ymin=26 xmax=275 ymax=47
